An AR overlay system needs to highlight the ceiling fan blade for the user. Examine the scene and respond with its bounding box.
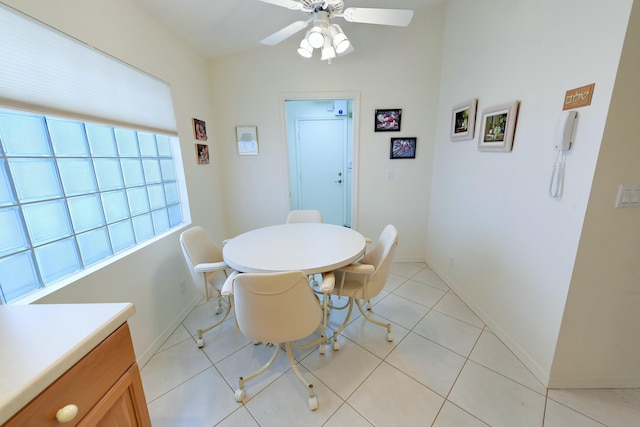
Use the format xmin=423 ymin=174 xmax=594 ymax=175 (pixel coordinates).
xmin=341 ymin=8 xmax=414 ymax=27
xmin=256 ymin=0 xmax=303 ymax=10
xmin=260 ymin=20 xmax=309 ymax=45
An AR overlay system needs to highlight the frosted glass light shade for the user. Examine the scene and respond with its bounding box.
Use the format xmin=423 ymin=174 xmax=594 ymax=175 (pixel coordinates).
xmin=307 ymin=26 xmax=325 ymax=48
xmin=333 ymin=32 xmax=350 ymax=54
xmin=297 ymin=38 xmax=313 ymax=58
xmin=321 ymin=45 xmax=336 ymax=61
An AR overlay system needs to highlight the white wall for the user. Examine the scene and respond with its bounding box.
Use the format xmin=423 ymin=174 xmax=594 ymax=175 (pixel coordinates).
xmin=550 ymin=1 xmax=640 ymax=388
xmin=208 ymin=5 xmax=445 ymax=261
xmin=427 ymin=0 xmax=633 ymax=385
xmin=1 ymin=0 xmax=225 ymax=365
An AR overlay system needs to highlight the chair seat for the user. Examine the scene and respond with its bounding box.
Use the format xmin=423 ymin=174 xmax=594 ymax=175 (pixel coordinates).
xmin=333 ymin=271 xmax=368 ymax=300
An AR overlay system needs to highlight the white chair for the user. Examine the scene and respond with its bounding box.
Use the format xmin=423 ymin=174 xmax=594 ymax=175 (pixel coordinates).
xmin=179 ymin=226 xmax=233 ymax=348
xmin=222 ymin=270 xmax=331 ymax=411
xmin=285 ymin=209 xmax=323 ymax=224
xmin=330 ymin=224 xmax=398 ymax=350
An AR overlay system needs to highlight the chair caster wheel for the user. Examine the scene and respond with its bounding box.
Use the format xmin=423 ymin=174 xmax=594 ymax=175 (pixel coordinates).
xmin=308 ymin=396 xmax=318 ymax=411
xmin=234 ymin=389 xmax=246 ymax=402
xmin=196 ymin=337 xmax=204 ymax=348
xmin=216 ymin=307 xmax=223 ymax=315
xmin=319 ymin=344 xmax=326 ymax=355
xmin=333 ymin=340 xmax=340 ymax=351
xmin=387 ymin=332 xmax=393 ymax=342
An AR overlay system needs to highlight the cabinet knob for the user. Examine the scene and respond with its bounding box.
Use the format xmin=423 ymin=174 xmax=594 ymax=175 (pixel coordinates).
xmin=56 ymin=404 xmax=79 ymax=423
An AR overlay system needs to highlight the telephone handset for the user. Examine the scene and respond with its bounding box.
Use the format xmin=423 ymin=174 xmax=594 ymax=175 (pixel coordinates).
xmin=549 ymin=111 xmax=578 ymax=198
xmin=554 ymin=110 xmax=578 ymax=151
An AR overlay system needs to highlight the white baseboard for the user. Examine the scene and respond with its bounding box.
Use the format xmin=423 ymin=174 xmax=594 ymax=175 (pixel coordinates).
xmin=393 ymin=256 xmax=427 ymax=263
xmin=548 ymin=377 xmax=640 ymax=389
xmin=136 ymin=292 xmax=201 ymax=368
xmin=427 ymin=260 xmax=551 ymax=388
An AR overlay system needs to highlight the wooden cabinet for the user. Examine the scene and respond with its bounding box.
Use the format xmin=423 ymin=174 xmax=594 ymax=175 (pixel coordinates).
xmin=3 ymin=323 xmax=151 ymax=427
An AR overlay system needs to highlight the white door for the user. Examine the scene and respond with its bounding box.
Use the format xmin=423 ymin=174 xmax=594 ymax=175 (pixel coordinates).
xmin=296 ymin=117 xmax=347 ymax=226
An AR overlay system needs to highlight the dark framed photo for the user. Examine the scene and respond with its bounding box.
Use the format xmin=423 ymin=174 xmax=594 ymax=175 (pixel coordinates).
xmin=450 ymin=99 xmax=478 ymax=141
xmin=195 ymin=143 xmax=209 ymax=164
xmin=375 ymin=109 xmax=402 ymax=132
xmin=390 ymin=137 xmax=416 ymax=159
xmin=478 ymin=101 xmax=520 ymax=151
xmin=193 ymin=118 xmax=208 ymax=141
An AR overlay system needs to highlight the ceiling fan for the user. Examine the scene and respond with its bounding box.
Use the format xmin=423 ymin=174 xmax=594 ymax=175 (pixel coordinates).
xmin=257 ymin=0 xmax=414 ymax=62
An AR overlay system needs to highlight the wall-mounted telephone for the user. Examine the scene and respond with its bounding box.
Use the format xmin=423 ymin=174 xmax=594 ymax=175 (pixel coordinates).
xmin=554 ymin=110 xmax=578 ymax=151
xmin=549 ymin=111 xmax=578 ymax=198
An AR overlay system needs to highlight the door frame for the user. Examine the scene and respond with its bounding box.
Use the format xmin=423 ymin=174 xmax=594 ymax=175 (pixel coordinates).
xmin=280 ymin=91 xmax=360 ymax=229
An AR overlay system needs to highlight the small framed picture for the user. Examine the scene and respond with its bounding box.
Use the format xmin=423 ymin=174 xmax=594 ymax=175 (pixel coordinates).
xmin=478 ymin=101 xmax=520 ymax=152
xmin=195 ymin=143 xmax=209 ymax=164
xmin=450 ymin=99 xmax=477 ymax=141
xmin=236 ymin=125 xmax=259 ymax=156
xmin=390 ymin=137 xmax=416 ymax=159
xmin=375 ymin=109 xmax=402 ymax=132
xmin=193 ymin=118 xmax=208 ymax=141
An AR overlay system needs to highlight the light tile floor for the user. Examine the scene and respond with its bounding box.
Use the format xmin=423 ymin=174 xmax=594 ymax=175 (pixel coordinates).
xmin=140 ymin=262 xmax=640 ymax=426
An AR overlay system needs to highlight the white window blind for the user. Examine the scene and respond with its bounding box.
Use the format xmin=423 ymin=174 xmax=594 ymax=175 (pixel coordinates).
xmin=0 ymin=3 xmax=177 ymax=135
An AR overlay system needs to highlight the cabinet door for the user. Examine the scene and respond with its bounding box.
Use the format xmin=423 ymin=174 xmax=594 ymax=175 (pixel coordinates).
xmin=79 ymin=364 xmax=151 ymax=427
xmin=3 ymin=323 xmax=138 ymax=427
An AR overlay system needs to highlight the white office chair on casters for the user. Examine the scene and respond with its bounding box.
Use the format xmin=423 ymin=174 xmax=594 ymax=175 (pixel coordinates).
xmin=285 ymin=209 xmax=323 ymax=224
xmin=330 ymin=224 xmax=398 ymax=351
xmin=179 ymin=226 xmax=233 ymax=348
xmin=222 ymin=270 xmax=331 ymax=411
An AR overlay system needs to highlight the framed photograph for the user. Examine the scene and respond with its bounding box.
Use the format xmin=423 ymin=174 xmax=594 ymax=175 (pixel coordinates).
xmin=375 ymin=109 xmax=402 ymax=132
xmin=195 ymin=143 xmax=209 ymax=164
xmin=390 ymin=137 xmax=416 ymax=159
xmin=236 ymin=125 xmax=259 ymax=156
xmin=450 ymin=99 xmax=478 ymax=141
xmin=478 ymin=101 xmax=520 ymax=151
xmin=193 ymin=118 xmax=207 ymax=141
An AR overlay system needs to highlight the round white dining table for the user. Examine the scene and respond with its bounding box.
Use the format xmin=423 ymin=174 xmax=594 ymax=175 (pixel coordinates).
xmin=223 ymin=223 xmax=366 ymax=275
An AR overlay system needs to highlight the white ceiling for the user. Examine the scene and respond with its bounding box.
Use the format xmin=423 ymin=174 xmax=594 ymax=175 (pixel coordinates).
xmin=132 ymin=0 xmax=444 ymax=59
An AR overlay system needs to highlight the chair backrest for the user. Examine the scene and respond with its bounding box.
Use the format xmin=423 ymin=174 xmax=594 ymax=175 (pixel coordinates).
xmin=285 ymin=210 xmax=323 ymax=224
xmin=360 ymin=224 xmax=398 ymax=298
xmin=232 ymin=271 xmax=322 ymax=343
xmin=179 ymin=226 xmax=224 ymax=287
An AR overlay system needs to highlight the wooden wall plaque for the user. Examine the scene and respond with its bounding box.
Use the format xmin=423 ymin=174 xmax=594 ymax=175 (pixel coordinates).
xmin=563 ymin=83 xmax=595 ymax=110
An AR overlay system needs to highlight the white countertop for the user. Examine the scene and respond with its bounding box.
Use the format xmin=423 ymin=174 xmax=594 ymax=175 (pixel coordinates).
xmin=0 ymin=302 xmax=136 ymax=425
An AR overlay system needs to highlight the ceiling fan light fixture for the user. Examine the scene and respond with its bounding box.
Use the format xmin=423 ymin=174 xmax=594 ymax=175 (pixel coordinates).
xmin=329 ymin=24 xmax=350 ymax=54
xmin=297 ymin=38 xmax=313 ymax=58
xmin=307 ymin=26 xmax=325 ymax=49
xmin=320 ymin=38 xmax=336 ymax=61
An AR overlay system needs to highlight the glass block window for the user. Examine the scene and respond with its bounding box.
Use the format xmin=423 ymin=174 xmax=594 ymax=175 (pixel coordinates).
xmin=0 ymin=109 xmax=184 ymax=303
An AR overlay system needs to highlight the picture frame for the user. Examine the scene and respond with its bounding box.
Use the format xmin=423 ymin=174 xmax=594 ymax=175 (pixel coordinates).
xmin=193 ymin=118 xmax=207 ymax=141
xmin=478 ymin=101 xmax=520 ymax=152
xmin=390 ymin=137 xmax=416 ymax=159
xmin=450 ymin=99 xmax=478 ymax=141
xmin=195 ymin=143 xmax=209 ymax=164
xmin=236 ymin=125 xmax=259 ymax=156
xmin=375 ymin=109 xmax=402 ymax=132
